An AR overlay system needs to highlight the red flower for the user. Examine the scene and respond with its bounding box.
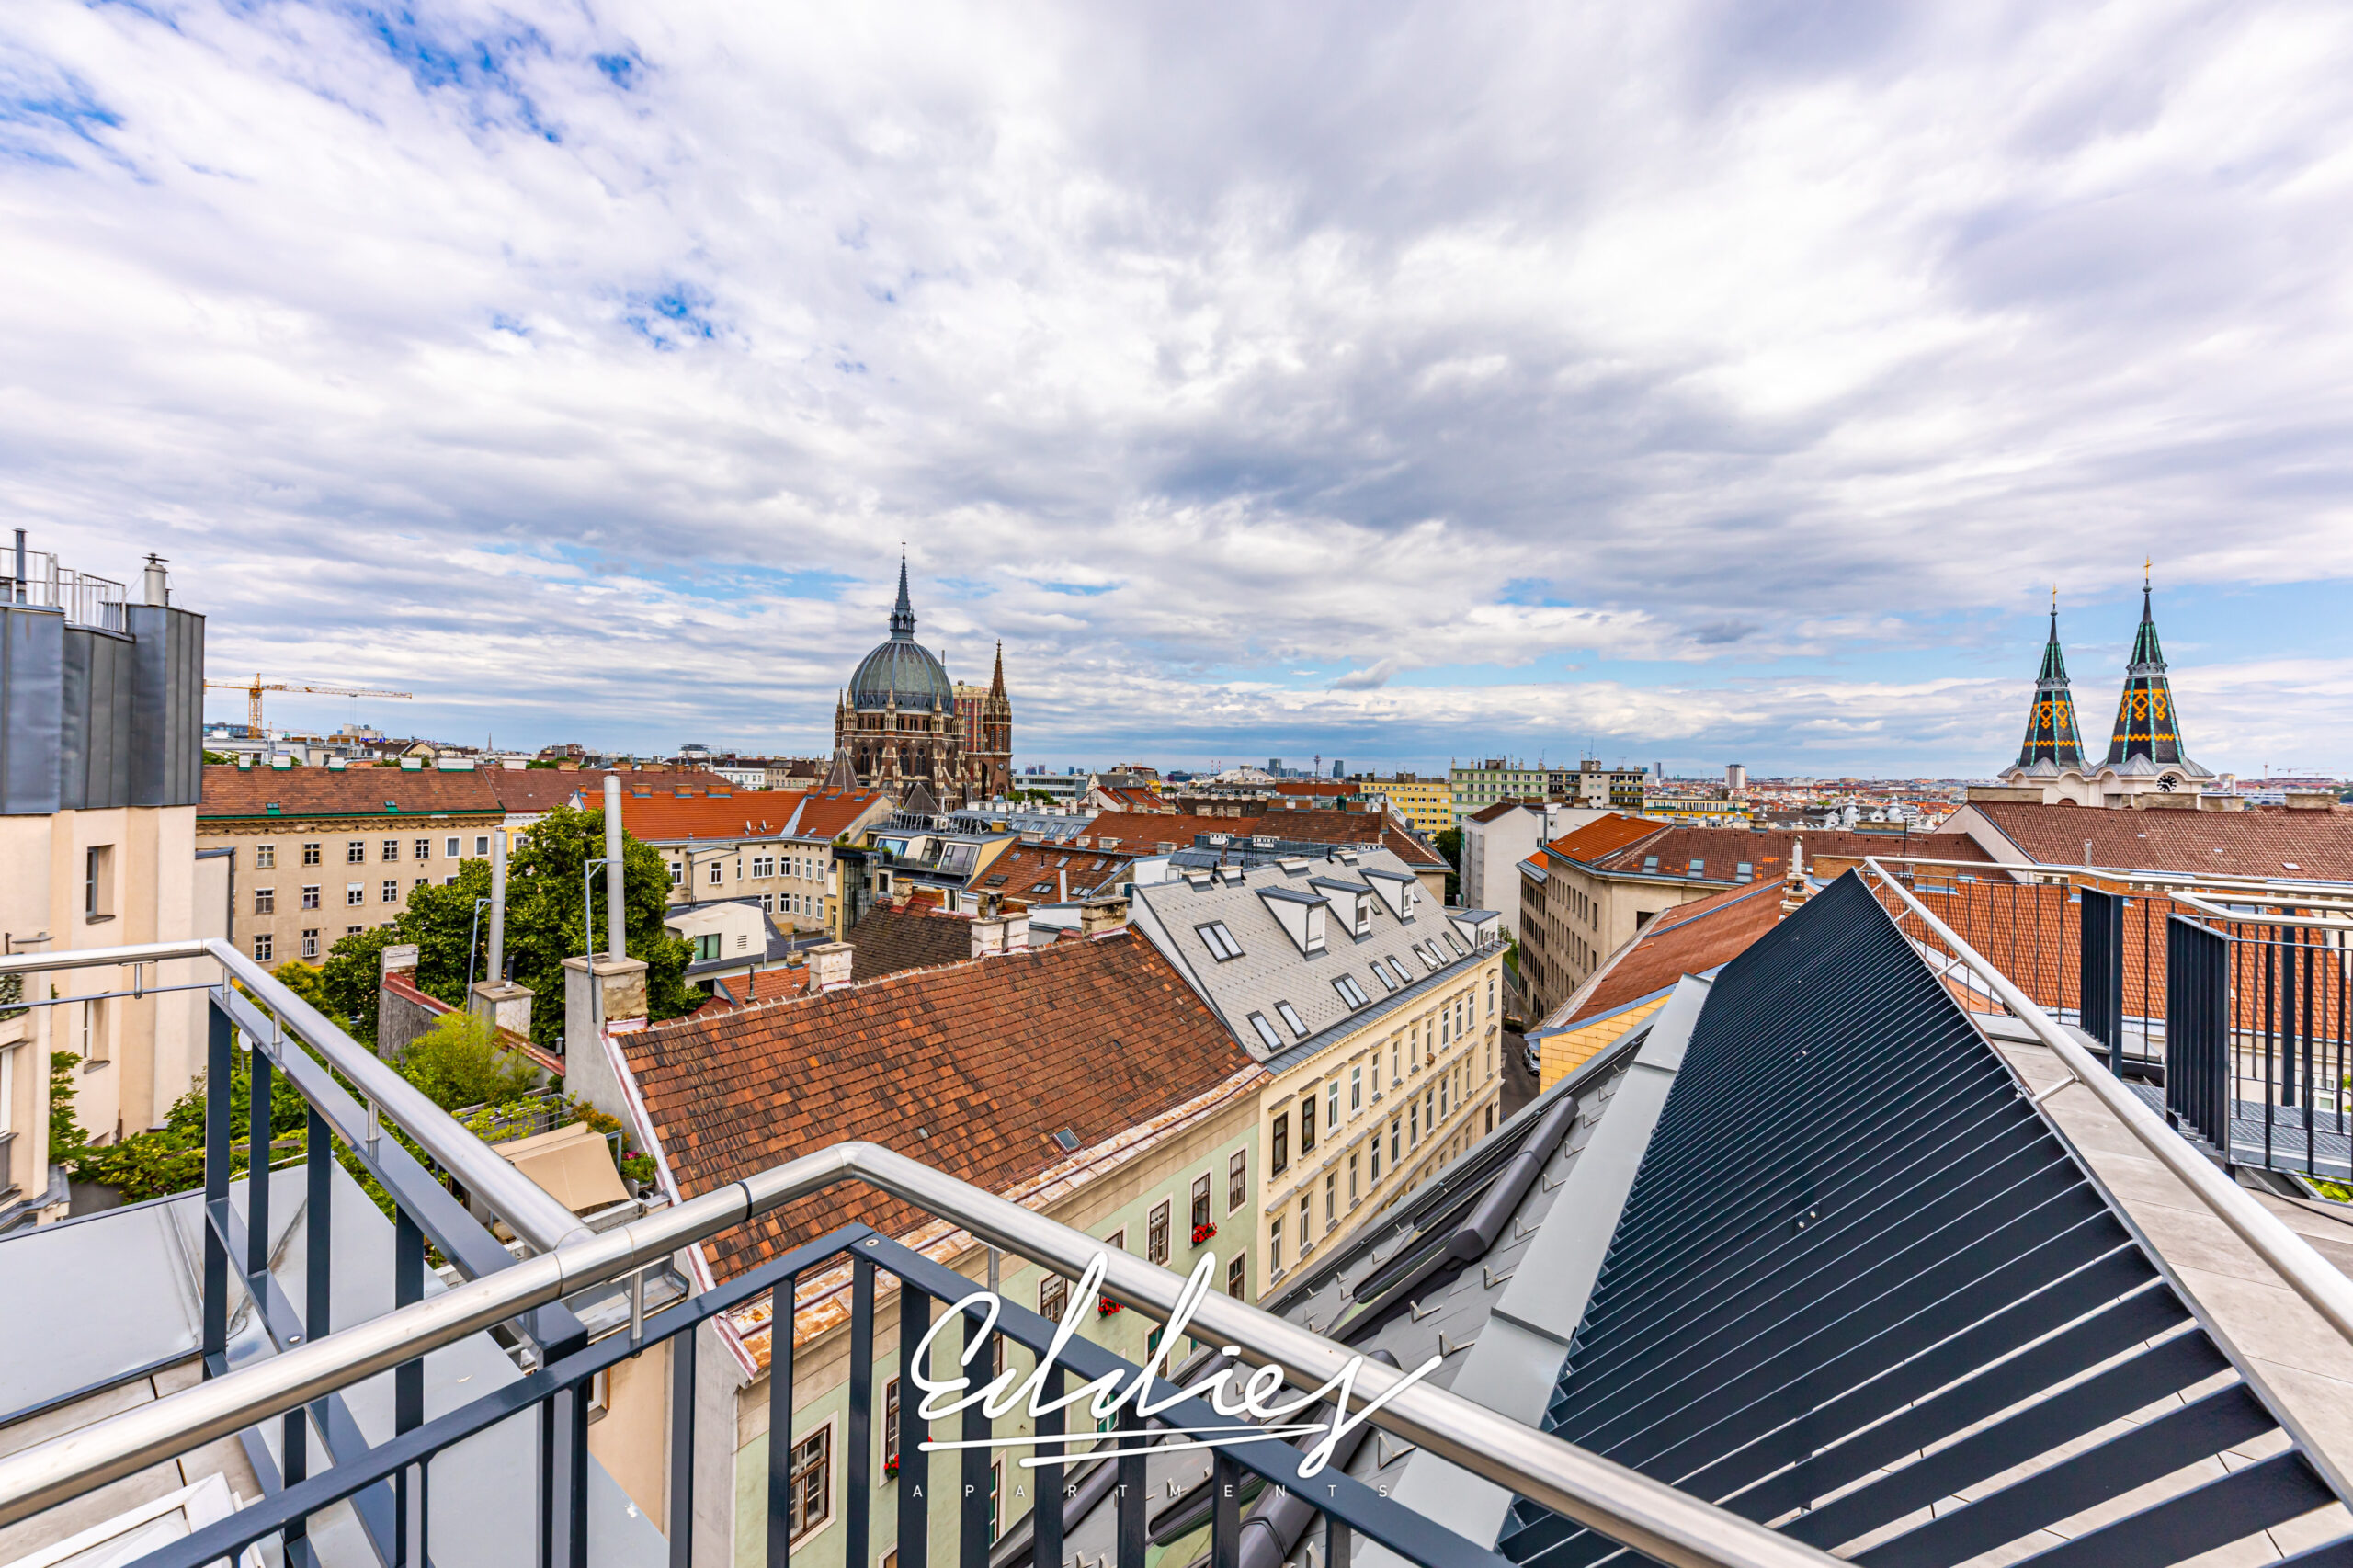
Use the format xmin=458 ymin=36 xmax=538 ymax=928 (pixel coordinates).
xmin=1191 ymin=1221 xmax=1217 ymax=1245
xmin=884 ymin=1455 xmax=900 ymax=1479
xmin=1097 ymin=1295 xmax=1122 ymax=1316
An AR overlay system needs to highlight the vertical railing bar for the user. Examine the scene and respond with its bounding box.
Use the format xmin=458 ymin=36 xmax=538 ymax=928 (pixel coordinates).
xmin=899 ymin=1280 xmax=931 ymax=1568
xmin=202 ymin=1000 xmax=232 ymax=1371
xmin=1033 ymin=1361 xmax=1063 ymax=1568
xmin=768 ymin=1272 xmax=799 ymax=1568
xmin=1115 ymin=1401 xmax=1144 ymax=1568
xmin=539 ymin=1392 xmax=557 ymax=1568
xmin=2303 ymin=928 xmax=2317 ymax=1173
xmin=395 ymin=1208 xmax=424 ymax=1565
xmin=669 ymin=1313 xmax=699 ymax=1568
xmin=1211 ymin=1449 xmax=1240 ymax=1568
xmin=1328 ymin=1506 xmax=1352 ymax=1568
xmin=961 ymin=1299 xmax=991 ymax=1568
xmin=847 ymin=1255 xmax=874 ymax=1568
xmin=566 ymin=1382 xmax=590 ymax=1568
xmin=246 ymin=1041 xmax=272 ymax=1283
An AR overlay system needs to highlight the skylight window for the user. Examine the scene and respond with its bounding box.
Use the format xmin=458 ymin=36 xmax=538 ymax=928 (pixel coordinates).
xmin=1736 ymin=861 xmax=1754 ymax=881
xmin=1443 ymin=930 xmax=1467 ymax=956
xmin=1197 ymin=922 xmax=1244 ymax=961
xmin=1246 ymin=1012 xmax=1284 ymax=1051
xmin=1643 ymin=855 xmax=1659 ymax=870
xmin=1275 ymin=1000 xmax=1310 ymax=1038
xmin=1371 ymin=962 xmax=1397 ymax=993
xmin=1030 ymin=882 xmax=1053 ymax=894
xmin=1689 ymin=858 xmax=1705 ymax=875
xmin=1333 ymin=974 xmax=1370 ymax=1008
xmin=1415 ymin=943 xmax=1442 ymax=971
xmin=1385 ymin=956 xmax=1413 ymax=986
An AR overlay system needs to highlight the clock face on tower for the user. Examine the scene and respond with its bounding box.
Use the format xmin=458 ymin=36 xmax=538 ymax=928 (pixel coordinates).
xmin=2158 ymin=773 xmax=2181 ymax=792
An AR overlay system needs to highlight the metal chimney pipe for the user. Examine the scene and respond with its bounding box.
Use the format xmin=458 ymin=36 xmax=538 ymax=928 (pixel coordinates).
xmin=487 ymin=829 xmax=507 ymax=984
xmin=11 ymin=530 xmax=22 ymax=604
xmin=603 ymin=774 xmax=626 ymax=960
xmin=142 ymin=554 xmax=168 ymax=608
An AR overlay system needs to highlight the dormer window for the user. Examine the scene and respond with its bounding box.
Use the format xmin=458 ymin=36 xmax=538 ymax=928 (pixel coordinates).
xmin=1198 ymin=922 xmax=1244 ymax=961
xmin=1275 ymin=1000 xmax=1309 ymax=1038
xmin=1736 ymin=861 xmax=1754 ymax=881
xmin=1333 ymin=974 xmax=1370 ymax=1008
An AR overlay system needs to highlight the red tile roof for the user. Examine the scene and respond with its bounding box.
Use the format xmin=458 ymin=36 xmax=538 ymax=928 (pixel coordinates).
xmin=1542 ymin=812 xmax=1664 ymax=862
xmin=701 ymin=967 xmax=814 ymax=1009
xmin=1555 ymin=881 xmax=1788 ymax=1028
xmin=846 ymin=904 xmax=976 ymax=981
xmin=1469 ymin=800 xmax=1546 ymax=824
xmin=621 ymin=930 xmax=1256 ymax=1282
xmin=199 ymin=765 xmax=503 ymax=819
xmin=487 ymin=767 xmax=733 ymax=815
xmin=1967 ymin=801 xmax=2353 ymax=881
xmin=982 ymin=844 xmax=1138 ymax=903
xmin=1541 ymin=817 xmax=1990 ymax=882
xmin=613 ymin=787 xmax=887 ymax=842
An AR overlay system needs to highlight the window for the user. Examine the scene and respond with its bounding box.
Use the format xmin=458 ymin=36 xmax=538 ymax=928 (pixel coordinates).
xmin=1192 ymin=1174 xmax=1211 ymax=1230
xmin=302 ymin=842 xmax=322 ymax=866
xmin=1227 ymin=1255 xmax=1246 ymax=1299
xmin=1326 ymin=1079 xmax=1340 ymax=1130
xmin=1392 ymin=1042 xmax=1401 ymax=1085
xmin=301 ymin=928 xmax=319 ymax=960
xmin=347 ymin=841 xmax=366 ymax=865
xmin=255 ymin=887 xmax=275 ymax=915
xmin=346 ymin=883 xmax=364 ymax=906
xmin=381 ymin=880 xmax=399 ymax=903
xmin=787 ymin=1426 xmax=831 ymax=1540
xmin=474 ymin=836 xmax=491 ymax=857
xmin=753 ymin=856 xmax=776 ymax=878
xmin=445 ymin=836 xmax=460 ymax=858
xmin=1039 ymin=1273 xmax=1070 ymax=1328
xmin=990 ymin=1460 xmax=1003 ymax=1543
xmin=1270 ymin=1111 xmax=1288 ymax=1175
xmin=1735 ymin=861 xmax=1753 ymax=881
xmin=347 ymin=925 xmax=363 ymax=936
xmin=1445 ymin=930 xmax=1467 ymax=957
xmin=1274 ymin=1000 xmax=1308 ymax=1038
xmin=709 ymin=863 xmax=724 ymax=886
xmin=301 ymin=885 xmax=320 ymax=910
xmin=1246 ymin=1012 xmax=1283 ymax=1052
xmin=415 ymin=838 xmax=433 ymax=860
xmin=1349 ymin=1065 xmax=1362 ymax=1112
xmin=696 ymin=934 xmax=721 ymax=961
xmin=1370 ymin=1135 xmax=1381 ymax=1185
xmin=381 ymin=838 xmax=401 ymax=861
xmin=1228 ymin=1150 xmax=1247 ymax=1211
xmin=1371 ymin=962 xmax=1396 ymax=993
xmin=883 ymin=1379 xmax=900 ymax=1471
xmin=1488 ymin=974 xmax=1496 ymax=1017
xmin=81 ymin=997 xmax=107 ymax=1062
xmin=255 ymin=844 xmax=276 ymax=869
xmin=1688 ymin=859 xmax=1704 ymax=875
xmin=1324 ymin=1173 xmax=1336 ymax=1227
xmin=84 ymin=846 xmax=113 ymax=921
xmin=1147 ymin=1200 xmax=1170 ymax=1264
xmin=1298 ymin=1094 xmax=1316 ymax=1153
xmin=1385 ymin=957 xmax=1411 ymax=985
xmin=1332 ymin=973 xmax=1369 ymax=1008
xmin=254 ymin=933 xmax=273 ymax=962
xmin=1269 ymin=1216 xmax=1282 ymax=1272
xmin=1390 ymin=1119 xmax=1401 ymax=1165
xmin=1196 ymin=922 xmax=1243 ymax=961
xmin=1104 ymin=1229 xmax=1124 ymax=1254
xmin=669 ymin=862 xmax=685 ymax=887
xmin=1348 ymin=1153 xmax=1358 ymax=1203
xmin=1410 ymin=1101 xmax=1419 ymax=1144
xmin=1299 ymin=1193 xmax=1312 ymax=1249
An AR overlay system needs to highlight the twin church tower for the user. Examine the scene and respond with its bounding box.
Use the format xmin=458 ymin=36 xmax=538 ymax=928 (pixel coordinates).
xmin=1999 ymin=565 xmax=2214 ymax=803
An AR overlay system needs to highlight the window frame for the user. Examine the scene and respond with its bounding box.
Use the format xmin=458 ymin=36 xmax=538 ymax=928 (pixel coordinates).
xmin=1191 ymin=1174 xmax=1211 ymax=1231
xmin=786 ymin=1419 xmax=834 ymax=1543
xmin=1245 ymin=1012 xmax=1283 ymax=1051
xmin=1274 ymin=1000 xmax=1308 ymax=1038
xmin=1147 ymin=1200 xmax=1170 ymax=1265
xmin=1227 ymin=1150 xmax=1247 ymax=1212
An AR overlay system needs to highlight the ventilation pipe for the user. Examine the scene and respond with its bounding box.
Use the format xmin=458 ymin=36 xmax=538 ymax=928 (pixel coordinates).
xmin=487 ymin=829 xmax=507 ymax=983
xmin=603 ymin=773 xmax=627 ymax=960
xmin=142 ymin=554 xmax=169 ymax=607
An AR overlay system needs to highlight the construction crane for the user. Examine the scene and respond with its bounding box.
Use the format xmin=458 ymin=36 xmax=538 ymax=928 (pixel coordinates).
xmin=204 ymin=675 xmax=413 ymax=735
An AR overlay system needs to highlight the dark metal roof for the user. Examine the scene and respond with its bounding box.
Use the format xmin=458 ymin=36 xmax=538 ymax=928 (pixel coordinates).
xmin=1497 ymin=873 xmax=2352 ymax=1568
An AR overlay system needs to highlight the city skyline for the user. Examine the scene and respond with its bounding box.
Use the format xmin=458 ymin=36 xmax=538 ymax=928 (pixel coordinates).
xmin=8 ymin=3 xmax=2351 ymax=773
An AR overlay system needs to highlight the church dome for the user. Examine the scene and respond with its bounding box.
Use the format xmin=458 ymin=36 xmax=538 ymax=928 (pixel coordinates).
xmin=847 ymin=551 xmax=955 ymax=710
xmin=849 ymin=637 xmax=953 ymax=710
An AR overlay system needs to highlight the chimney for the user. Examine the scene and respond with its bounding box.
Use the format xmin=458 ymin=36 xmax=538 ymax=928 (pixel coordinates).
xmin=1003 ymin=913 xmax=1031 ymax=950
xmin=971 ymin=916 xmax=1007 ymax=959
xmin=1780 ymin=842 xmax=1809 ymax=915
xmin=1079 ymin=896 xmax=1131 ymax=937
xmin=603 ymin=773 xmax=627 ymax=959
xmin=809 ymin=941 xmax=854 ymax=990
xmin=380 ymin=943 xmax=419 ymax=980
xmin=142 ymin=554 xmax=169 ymax=607
xmin=1058 ymin=868 xmax=1068 ymax=902
xmin=2285 ymin=790 xmax=2336 ymax=812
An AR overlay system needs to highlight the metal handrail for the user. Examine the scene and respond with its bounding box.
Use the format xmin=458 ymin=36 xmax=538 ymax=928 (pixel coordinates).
xmin=0 ymin=1141 xmax=1843 ymax=1568
xmin=0 ymin=937 xmax=590 ymax=1254
xmin=1859 ymin=858 xmax=2353 ymax=1348
xmin=1868 ymin=854 xmax=2353 ymax=903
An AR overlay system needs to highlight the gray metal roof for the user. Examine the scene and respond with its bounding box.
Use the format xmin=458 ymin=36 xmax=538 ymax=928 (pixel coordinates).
xmin=1129 ymin=847 xmax=1494 ymax=1066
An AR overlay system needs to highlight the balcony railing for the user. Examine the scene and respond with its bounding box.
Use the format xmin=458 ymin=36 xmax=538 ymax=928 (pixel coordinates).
xmin=1861 ymin=856 xmax=2353 ymax=1185
xmin=0 ymin=937 xmax=1848 ymax=1568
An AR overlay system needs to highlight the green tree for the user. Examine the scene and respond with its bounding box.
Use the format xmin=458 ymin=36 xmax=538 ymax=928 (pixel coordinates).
xmin=319 ymin=925 xmax=405 ymax=1045
xmin=503 ymin=803 xmax=697 ymax=1046
xmin=394 ymin=1011 xmax=540 ymax=1111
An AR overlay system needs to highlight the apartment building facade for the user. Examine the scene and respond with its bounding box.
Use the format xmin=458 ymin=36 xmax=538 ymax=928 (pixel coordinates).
xmin=615 ymin=785 xmax=894 ymax=939
xmin=0 ymin=548 xmax=208 ymax=1190
xmin=1128 ymin=847 xmax=1506 ymax=1295
xmin=198 ymin=765 xmax=506 ymax=967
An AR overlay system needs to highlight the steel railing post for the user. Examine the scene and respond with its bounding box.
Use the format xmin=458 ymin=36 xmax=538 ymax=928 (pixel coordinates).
xmin=247 ymin=1045 xmax=272 ymax=1283
xmin=1116 ymin=1401 xmax=1145 ymax=1568
xmin=201 ymin=997 xmax=233 ymax=1371
xmin=847 ymin=1256 xmax=874 ymax=1568
xmin=899 ymin=1282 xmax=931 ymax=1568
xmin=768 ymin=1274 xmax=798 ymax=1568
xmin=1033 ymin=1362 xmax=1063 ymax=1568
xmin=669 ymin=1318 xmax=699 ymax=1568
xmin=960 ymin=1301 xmax=990 ymax=1568
xmin=2079 ymin=886 xmax=2124 ymax=1074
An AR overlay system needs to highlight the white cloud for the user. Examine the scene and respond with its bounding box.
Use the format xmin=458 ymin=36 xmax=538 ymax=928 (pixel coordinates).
xmin=2 ymin=0 xmax=2349 ymax=771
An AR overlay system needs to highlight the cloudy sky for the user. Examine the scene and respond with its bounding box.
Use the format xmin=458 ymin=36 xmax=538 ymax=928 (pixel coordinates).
xmin=6 ymin=2 xmax=2350 ymax=777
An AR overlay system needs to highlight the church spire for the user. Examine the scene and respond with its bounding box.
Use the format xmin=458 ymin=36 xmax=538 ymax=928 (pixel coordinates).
xmin=2104 ymin=560 xmax=2190 ymax=767
xmin=889 ymin=546 xmax=916 ymax=641
xmin=2016 ymin=587 xmax=2086 ymax=770
xmin=989 ymin=639 xmax=1006 ymax=697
